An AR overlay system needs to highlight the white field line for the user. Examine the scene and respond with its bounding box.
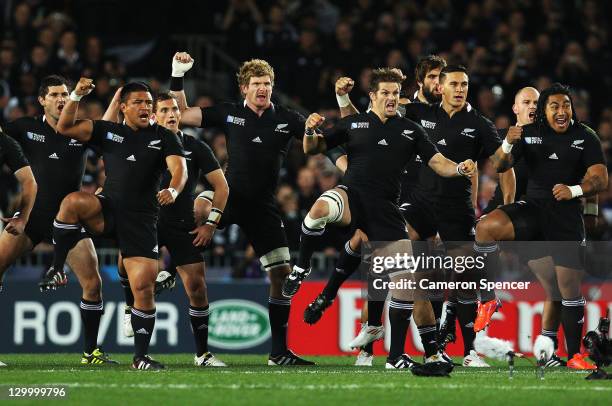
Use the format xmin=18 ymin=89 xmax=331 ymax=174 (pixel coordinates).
xmin=1 ymin=382 xmax=610 ymax=392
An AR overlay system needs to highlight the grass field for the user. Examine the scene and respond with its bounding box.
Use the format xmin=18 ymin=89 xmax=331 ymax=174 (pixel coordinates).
xmin=0 ymin=354 xmax=610 ymax=405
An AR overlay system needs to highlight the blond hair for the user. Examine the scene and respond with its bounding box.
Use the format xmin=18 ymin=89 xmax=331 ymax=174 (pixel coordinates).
xmin=236 ymin=59 xmax=275 ymax=91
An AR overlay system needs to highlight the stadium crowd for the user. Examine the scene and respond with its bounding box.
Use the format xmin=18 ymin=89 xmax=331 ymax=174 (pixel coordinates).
xmin=1 ymin=0 xmax=611 ymax=273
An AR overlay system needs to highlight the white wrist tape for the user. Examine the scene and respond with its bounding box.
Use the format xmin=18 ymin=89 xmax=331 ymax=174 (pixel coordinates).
xmin=167 ymin=188 xmax=178 ymax=200
xmin=568 ymin=185 xmax=583 ymax=198
xmin=583 ymin=202 xmax=598 ymax=216
xmin=69 ymin=91 xmax=83 ymax=102
xmin=501 ymin=139 xmax=513 ymax=154
xmin=336 ymin=93 xmax=350 ymax=108
xmin=456 ymin=164 xmax=466 ymax=176
xmin=207 ymin=208 xmax=223 ymax=225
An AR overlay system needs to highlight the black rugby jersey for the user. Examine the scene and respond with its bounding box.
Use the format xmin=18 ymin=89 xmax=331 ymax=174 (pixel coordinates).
xmin=160 ymin=131 xmax=220 ymax=222
xmin=511 ymin=122 xmax=605 ymax=200
xmin=5 ymin=116 xmax=87 ymax=213
xmin=200 ymin=102 xmax=305 ymax=200
xmin=0 ymin=131 xmax=29 ymax=172
xmin=89 ymin=121 xmax=184 ymax=214
xmin=404 ymin=103 xmax=501 ymax=203
xmin=323 ymin=111 xmax=438 ymax=202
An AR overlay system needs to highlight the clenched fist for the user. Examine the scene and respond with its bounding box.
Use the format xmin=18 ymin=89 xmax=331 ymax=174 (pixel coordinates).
xmin=172 ymin=52 xmax=194 ymax=77
xmin=505 ymin=125 xmax=523 ymax=144
xmin=552 ymin=184 xmax=573 ymax=201
xmin=335 ymin=77 xmax=354 ymax=96
xmin=306 ymin=113 xmax=325 ymax=130
xmin=458 ymin=159 xmax=476 ymax=178
xmin=74 ymin=78 xmax=95 ymax=97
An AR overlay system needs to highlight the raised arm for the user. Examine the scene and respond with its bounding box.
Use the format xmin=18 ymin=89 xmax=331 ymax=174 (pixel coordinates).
xmin=428 ymin=153 xmax=476 ymax=178
xmin=491 ymin=126 xmax=522 ymax=172
xmin=56 ymin=77 xmax=96 ymax=142
xmin=335 ymin=77 xmax=359 ymax=118
xmin=167 ymin=51 xmax=203 ymax=127
xmin=102 ymin=87 xmax=122 ymax=123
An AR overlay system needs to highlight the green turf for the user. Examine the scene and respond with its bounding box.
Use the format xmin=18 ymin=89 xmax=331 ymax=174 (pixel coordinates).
xmin=0 ymin=354 xmax=610 ymax=405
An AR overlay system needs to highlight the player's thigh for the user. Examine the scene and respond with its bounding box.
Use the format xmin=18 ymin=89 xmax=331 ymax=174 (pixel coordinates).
xmin=115 ymin=211 xmax=159 ymax=263
xmin=0 ymin=230 xmax=33 ymax=272
xmin=176 ymin=262 xmax=206 ymax=295
xmin=402 ymin=201 xmax=436 ymax=240
xmin=123 ymin=256 xmax=159 ymax=290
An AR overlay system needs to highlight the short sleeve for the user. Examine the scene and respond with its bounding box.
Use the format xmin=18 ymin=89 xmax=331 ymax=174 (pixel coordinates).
xmin=326 ymin=145 xmax=347 ymax=165
xmin=414 ymin=125 xmax=439 ymax=163
xmin=322 ymin=118 xmax=351 ymax=150
xmin=290 ymin=111 xmax=306 ymax=140
xmin=580 ymin=124 xmax=606 ymax=168
xmin=161 ymin=127 xmax=185 ymax=158
xmin=478 ymin=116 xmax=502 ymax=159
xmin=200 ymin=105 xmax=227 ymax=128
xmin=0 ymin=133 xmax=29 ymax=172
xmin=194 ymin=138 xmax=221 ymax=175
xmin=90 ymin=120 xmax=113 ymax=148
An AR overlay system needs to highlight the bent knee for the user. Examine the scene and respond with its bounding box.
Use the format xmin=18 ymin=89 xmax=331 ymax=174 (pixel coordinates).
xmin=309 ymin=200 xmax=330 ymax=219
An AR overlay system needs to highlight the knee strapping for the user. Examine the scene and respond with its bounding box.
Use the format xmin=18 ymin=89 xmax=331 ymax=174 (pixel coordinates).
xmin=304 ymin=190 xmax=345 ymax=230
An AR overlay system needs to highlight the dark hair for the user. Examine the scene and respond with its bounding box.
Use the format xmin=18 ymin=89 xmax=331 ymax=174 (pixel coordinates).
xmin=369 ymin=68 xmax=404 ymax=93
xmin=119 ymin=81 xmax=152 ymax=103
xmin=535 ymin=82 xmax=576 ymax=130
xmin=439 ymin=65 xmax=468 ymax=82
xmin=153 ymin=91 xmax=177 ymax=111
xmin=38 ymin=75 xmax=70 ymax=98
xmin=415 ymin=55 xmax=447 ymax=84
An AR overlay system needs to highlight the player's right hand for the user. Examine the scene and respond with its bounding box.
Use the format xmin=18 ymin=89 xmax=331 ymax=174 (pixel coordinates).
xmin=172 ymin=52 xmax=194 ymax=77
xmin=506 ymin=125 xmax=523 ymax=144
xmin=458 ymin=159 xmax=476 ymax=178
xmin=74 ymin=78 xmax=95 ymax=97
xmin=190 ymin=224 xmax=215 ymax=247
xmin=306 ymin=113 xmax=325 ymax=130
xmin=1 ymin=215 xmax=25 ymax=235
xmin=335 ymin=77 xmax=354 ymax=96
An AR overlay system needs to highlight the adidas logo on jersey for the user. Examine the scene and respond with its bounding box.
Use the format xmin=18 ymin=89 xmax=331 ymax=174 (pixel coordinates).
xmin=571 ymin=139 xmax=584 ymax=150
xmin=252 ymin=137 xmax=262 ymax=143
xmin=148 ymin=139 xmax=161 ymax=150
xmin=275 ymin=123 xmax=290 ymax=133
xmin=415 ymin=154 xmax=422 ymax=162
xmin=461 ymin=128 xmax=476 ymax=138
xmin=548 ymin=153 xmax=559 ymax=160
xmin=437 ymin=139 xmax=447 ymax=146
xmin=420 ymin=120 xmax=436 ymax=129
xmin=48 ymin=153 xmax=59 ymax=159
xmin=27 ymin=132 xmax=45 ymax=142
xmin=378 ymin=139 xmax=388 ymax=146
xmin=106 ymin=132 xmax=124 ymax=143
xmin=152 ymin=245 xmax=159 ymax=253
xmin=126 ymin=155 xmax=136 ymax=161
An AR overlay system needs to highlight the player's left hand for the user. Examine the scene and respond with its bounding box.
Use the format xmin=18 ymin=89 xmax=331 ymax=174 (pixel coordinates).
xmin=157 ymin=188 xmax=177 ymax=205
xmin=190 ymin=224 xmax=215 ymax=247
xmin=458 ymin=159 xmax=476 ymax=178
xmin=552 ymin=184 xmax=573 ymax=201
xmin=1 ymin=215 xmax=26 ymax=235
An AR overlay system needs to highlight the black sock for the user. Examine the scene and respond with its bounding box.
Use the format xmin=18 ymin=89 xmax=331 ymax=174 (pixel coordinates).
xmin=80 ymin=298 xmax=103 ymax=354
xmin=561 ymin=297 xmax=585 ymax=359
xmin=457 ymin=301 xmax=477 ymax=356
xmin=269 ymin=297 xmax=291 ymax=356
xmin=432 ymin=300 xmax=444 ymax=331
xmin=388 ymin=299 xmax=413 ymax=360
xmin=297 ymin=220 xmax=325 ymax=269
xmin=474 ymin=242 xmax=499 ymax=302
xmin=418 ymin=324 xmax=438 ymax=358
xmin=322 ymin=241 xmax=361 ymax=299
xmin=52 ymin=220 xmax=83 ymax=271
xmin=119 ymin=275 xmax=134 ymax=308
xmin=131 ymin=307 xmax=156 ymax=358
xmin=189 ymin=305 xmax=210 ymax=357
xmin=541 ymin=328 xmax=559 ymax=350
xmin=368 ymin=300 xmax=384 ymax=327
xmin=443 ymin=299 xmax=457 ymax=332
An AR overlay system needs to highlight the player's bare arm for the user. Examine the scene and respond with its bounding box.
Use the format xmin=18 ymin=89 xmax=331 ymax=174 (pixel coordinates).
xmin=303 ymin=113 xmax=326 ymax=154
xmin=492 ymin=125 xmax=522 ymax=172
xmin=56 ymin=77 xmax=95 ymax=142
